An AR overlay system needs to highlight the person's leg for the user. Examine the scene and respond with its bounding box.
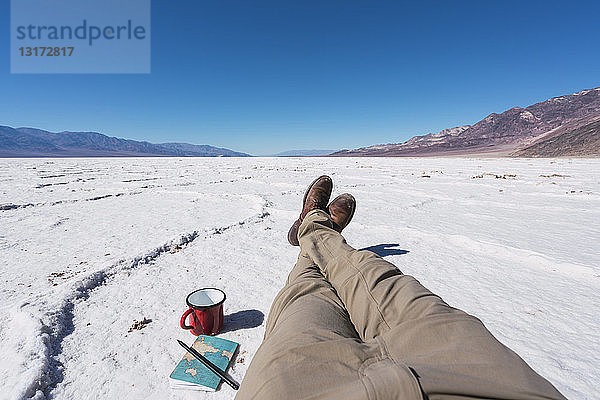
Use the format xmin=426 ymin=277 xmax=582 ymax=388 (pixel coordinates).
xmin=236 ymin=252 xmax=373 ymax=400
xmin=298 ymin=209 xmax=450 ymax=340
xmin=298 ymin=209 xmax=566 ymax=400
xmin=239 ymin=177 xmax=426 ymax=400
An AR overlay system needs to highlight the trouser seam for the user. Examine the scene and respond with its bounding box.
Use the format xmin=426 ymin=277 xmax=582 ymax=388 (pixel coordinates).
xmin=338 ymin=258 xmax=394 ymax=288
xmin=358 ymin=356 xmax=381 ymax=400
xmin=376 ymin=336 xmax=391 ymax=360
xmin=359 ymin=371 xmax=374 ymax=400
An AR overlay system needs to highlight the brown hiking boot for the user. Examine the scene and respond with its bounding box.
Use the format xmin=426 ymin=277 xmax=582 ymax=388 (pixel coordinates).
xmin=328 ymin=193 xmax=356 ymax=232
xmin=287 ymin=175 xmax=333 ymax=246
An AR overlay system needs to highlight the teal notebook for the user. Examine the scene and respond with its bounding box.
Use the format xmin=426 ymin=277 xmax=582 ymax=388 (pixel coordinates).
xmin=169 ymin=335 xmax=239 ymax=391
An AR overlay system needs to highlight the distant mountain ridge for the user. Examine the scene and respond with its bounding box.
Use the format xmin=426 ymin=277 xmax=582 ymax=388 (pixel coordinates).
xmin=266 ymin=149 xmax=337 ymax=157
xmin=332 ymin=87 xmax=600 ymax=157
xmin=0 ymin=126 xmax=250 ymax=157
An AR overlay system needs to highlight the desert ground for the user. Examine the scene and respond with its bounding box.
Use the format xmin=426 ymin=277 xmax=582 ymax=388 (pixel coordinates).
xmin=1 ymin=157 xmax=598 ymax=400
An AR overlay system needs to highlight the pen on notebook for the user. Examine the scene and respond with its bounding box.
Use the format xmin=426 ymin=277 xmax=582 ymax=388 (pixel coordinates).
xmin=177 ymin=339 xmax=240 ymax=390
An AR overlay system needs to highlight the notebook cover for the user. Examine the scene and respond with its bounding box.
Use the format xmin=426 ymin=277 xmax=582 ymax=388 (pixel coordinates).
xmin=169 ymin=335 xmax=238 ymax=391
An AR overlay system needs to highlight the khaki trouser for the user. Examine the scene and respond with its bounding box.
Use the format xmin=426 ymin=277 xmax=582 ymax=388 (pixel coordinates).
xmin=236 ymin=210 xmax=566 ymax=400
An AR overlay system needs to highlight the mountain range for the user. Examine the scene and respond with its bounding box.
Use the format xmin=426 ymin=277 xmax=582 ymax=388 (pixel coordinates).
xmin=3 ymin=86 xmax=599 ymax=158
xmin=266 ymin=149 xmax=338 ymax=157
xmin=332 ymin=87 xmax=600 ymax=157
xmin=0 ymin=126 xmax=249 ymax=157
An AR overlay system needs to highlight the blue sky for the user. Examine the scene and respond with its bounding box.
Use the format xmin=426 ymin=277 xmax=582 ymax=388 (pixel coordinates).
xmin=1 ymin=0 xmax=599 ymax=155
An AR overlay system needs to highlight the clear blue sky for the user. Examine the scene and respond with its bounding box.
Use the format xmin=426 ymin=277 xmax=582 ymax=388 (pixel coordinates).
xmin=1 ymin=0 xmax=599 ymax=155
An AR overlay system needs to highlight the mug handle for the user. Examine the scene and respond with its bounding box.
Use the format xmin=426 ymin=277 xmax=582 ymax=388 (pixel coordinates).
xmin=180 ymin=308 xmax=195 ymax=330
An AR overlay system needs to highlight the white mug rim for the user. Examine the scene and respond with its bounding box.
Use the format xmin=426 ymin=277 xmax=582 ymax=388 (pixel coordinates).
xmin=186 ymin=287 xmax=226 ymax=310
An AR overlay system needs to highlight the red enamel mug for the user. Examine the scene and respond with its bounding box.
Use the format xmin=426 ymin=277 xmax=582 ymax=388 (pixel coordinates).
xmin=180 ymin=288 xmax=226 ymax=336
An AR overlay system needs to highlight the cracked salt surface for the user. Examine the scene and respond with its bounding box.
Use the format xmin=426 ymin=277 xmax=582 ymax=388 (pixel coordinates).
xmin=0 ymin=157 xmax=599 ymax=400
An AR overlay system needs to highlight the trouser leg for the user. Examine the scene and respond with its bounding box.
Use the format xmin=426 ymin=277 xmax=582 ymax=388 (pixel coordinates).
xmin=298 ymin=209 xmax=566 ymax=400
xmin=263 ymin=251 xmax=360 ymax=341
xmin=236 ymin=252 xmax=372 ymax=400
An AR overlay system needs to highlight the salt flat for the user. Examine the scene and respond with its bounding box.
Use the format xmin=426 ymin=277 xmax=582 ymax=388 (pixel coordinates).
xmin=0 ymin=157 xmax=598 ymax=400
